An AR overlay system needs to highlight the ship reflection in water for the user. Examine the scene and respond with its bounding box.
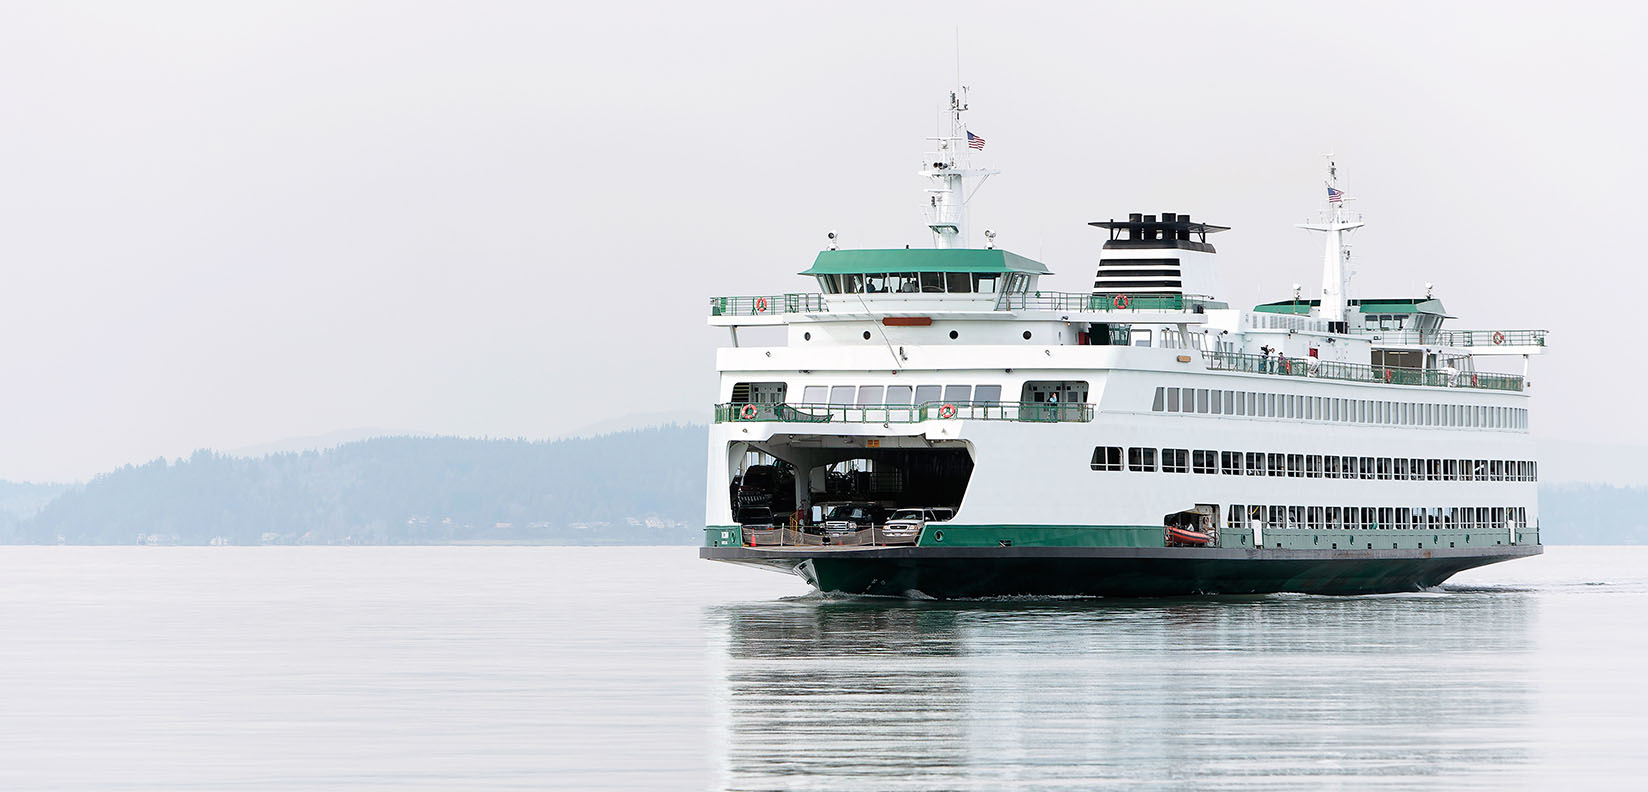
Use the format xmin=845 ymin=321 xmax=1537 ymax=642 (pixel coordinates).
xmin=706 ymin=592 xmax=1535 ymax=790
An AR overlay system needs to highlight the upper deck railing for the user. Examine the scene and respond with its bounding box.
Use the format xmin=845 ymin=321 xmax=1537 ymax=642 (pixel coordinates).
xmin=1354 ymin=328 xmax=1547 ymax=348
xmin=996 ymin=292 xmax=1218 ymax=312
xmin=1204 ymin=351 xmax=1525 ymax=392
xmin=708 ymin=291 xmax=1217 ymax=317
xmin=714 ymin=400 xmax=1094 ymax=424
xmin=709 ymin=294 xmax=827 ymax=316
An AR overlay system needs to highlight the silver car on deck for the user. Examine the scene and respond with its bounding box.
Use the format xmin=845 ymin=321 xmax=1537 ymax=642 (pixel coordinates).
xmin=881 ymin=507 xmax=955 ymax=540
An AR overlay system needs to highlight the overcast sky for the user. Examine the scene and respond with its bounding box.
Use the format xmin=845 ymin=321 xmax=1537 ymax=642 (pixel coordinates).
xmin=1 ymin=1 xmax=1642 ymax=481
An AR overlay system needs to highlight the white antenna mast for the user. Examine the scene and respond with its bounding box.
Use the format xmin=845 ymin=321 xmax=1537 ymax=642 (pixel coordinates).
xmin=919 ymin=41 xmax=997 ymax=249
xmin=1297 ymin=153 xmax=1364 ymax=330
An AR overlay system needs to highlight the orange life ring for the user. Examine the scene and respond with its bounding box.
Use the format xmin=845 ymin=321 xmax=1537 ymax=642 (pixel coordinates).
xmin=938 ymin=403 xmax=958 ymax=419
xmin=1492 ymin=331 xmax=1505 ymax=345
xmin=1112 ymin=294 xmax=1131 ymax=310
xmin=754 ymin=297 xmax=769 ymax=313
xmin=739 ymin=403 xmax=758 ymax=419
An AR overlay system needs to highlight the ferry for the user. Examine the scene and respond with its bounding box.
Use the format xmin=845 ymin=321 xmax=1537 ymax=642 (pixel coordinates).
xmin=699 ymin=89 xmax=1544 ymax=597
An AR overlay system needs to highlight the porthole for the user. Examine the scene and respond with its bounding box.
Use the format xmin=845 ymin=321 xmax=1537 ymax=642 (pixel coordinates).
xmin=803 ymin=332 xmax=812 ymax=341
xmin=949 ymin=330 xmax=959 ymax=340
xmin=933 ymin=530 xmax=944 ymax=542
xmin=862 ymin=331 xmax=872 ymax=340
xmin=1023 ymin=330 xmax=1032 ymax=340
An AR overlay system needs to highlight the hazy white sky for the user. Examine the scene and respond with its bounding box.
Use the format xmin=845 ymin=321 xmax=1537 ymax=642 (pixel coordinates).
xmin=1 ymin=1 xmax=1642 ymax=481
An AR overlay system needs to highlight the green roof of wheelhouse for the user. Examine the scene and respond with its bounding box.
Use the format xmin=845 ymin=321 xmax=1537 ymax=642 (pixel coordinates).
xmin=801 ymin=248 xmax=1052 ymax=276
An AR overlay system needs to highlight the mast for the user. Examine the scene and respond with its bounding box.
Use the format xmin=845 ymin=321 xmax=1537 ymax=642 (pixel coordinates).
xmin=1296 ymin=155 xmax=1364 ymax=329
xmin=919 ymin=88 xmax=997 ymax=248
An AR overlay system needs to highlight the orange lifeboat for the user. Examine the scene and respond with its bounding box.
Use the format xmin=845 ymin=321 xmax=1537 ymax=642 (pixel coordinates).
xmin=1165 ymin=525 xmax=1212 ymax=546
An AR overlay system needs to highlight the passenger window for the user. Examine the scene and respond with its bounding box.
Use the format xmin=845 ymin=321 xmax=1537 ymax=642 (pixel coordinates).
xmin=1153 ymin=387 xmax=1166 ymax=412
xmin=914 ymin=385 xmax=942 ymax=405
xmin=1128 ymin=447 xmax=1157 ymax=472
xmin=802 ymin=385 xmax=827 ymax=404
xmin=1197 ymin=389 xmax=1210 ymax=413
xmin=1090 ymin=446 xmax=1123 ymax=471
xmin=829 ymin=386 xmax=855 ymax=405
xmin=943 ymin=385 xmax=972 ymax=402
xmin=974 ymin=385 xmax=1003 ymax=402
xmin=857 ymin=386 xmax=884 ymax=405
xmin=885 ymin=385 xmax=913 ymax=404
xmin=1166 ymin=387 xmax=1180 ymax=412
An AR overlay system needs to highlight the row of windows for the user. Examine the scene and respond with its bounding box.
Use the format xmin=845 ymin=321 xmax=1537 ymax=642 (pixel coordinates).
xmin=1228 ymin=504 xmax=1530 ymax=532
xmin=1151 ymin=386 xmax=1528 ymax=431
xmin=1090 ymin=447 xmax=1537 ymax=482
xmin=817 ymin=272 xmax=1027 ymax=295
xmin=798 ymin=384 xmax=1005 ymax=406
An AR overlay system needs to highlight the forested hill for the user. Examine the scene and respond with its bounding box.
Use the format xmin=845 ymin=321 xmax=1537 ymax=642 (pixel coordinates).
xmin=6 ymin=426 xmax=707 ymax=545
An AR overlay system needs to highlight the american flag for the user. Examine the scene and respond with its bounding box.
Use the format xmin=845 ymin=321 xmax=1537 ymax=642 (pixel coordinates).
xmin=1327 ymin=186 xmax=1345 ymax=203
xmin=967 ymin=130 xmax=986 ymax=150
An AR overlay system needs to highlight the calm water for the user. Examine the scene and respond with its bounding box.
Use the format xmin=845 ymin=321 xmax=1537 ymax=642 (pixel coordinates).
xmin=0 ymin=546 xmax=1644 ymax=790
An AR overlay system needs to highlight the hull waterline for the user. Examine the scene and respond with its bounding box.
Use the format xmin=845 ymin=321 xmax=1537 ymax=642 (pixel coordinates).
xmin=701 ymin=544 xmax=1541 ymax=598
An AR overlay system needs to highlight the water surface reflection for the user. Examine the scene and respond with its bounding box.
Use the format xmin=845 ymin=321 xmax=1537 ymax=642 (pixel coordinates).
xmin=708 ymin=592 xmax=1535 ymax=790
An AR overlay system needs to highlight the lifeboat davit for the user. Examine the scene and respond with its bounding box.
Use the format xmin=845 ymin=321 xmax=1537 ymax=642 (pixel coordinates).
xmin=1166 ymin=526 xmax=1212 ymax=546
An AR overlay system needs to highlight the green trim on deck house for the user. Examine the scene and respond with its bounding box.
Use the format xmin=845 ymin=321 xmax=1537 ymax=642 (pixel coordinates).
xmin=1254 ymin=297 xmax=1450 ymax=316
xmin=801 ymin=248 xmax=1052 ymax=276
xmin=917 ymin=524 xmax=1161 ymax=548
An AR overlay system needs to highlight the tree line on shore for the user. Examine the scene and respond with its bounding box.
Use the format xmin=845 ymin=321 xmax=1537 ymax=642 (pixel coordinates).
xmin=2 ymin=426 xmax=706 ymax=545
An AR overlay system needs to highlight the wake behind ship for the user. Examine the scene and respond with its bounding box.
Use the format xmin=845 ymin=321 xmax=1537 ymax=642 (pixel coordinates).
xmin=699 ymin=89 xmax=1544 ymax=598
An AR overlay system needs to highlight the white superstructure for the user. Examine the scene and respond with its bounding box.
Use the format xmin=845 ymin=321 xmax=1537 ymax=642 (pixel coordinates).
xmin=702 ymin=93 xmax=1546 ymax=557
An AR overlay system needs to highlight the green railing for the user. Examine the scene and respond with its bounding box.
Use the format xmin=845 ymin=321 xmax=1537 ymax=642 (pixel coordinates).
xmin=996 ymin=292 xmax=1217 ymax=313
xmin=1204 ymin=351 xmax=1525 ymax=392
xmin=709 ymin=293 xmax=826 ymax=316
xmin=714 ymin=400 xmax=1094 ymax=424
xmin=1359 ymin=329 xmax=1548 ymax=348
xmin=708 ymin=291 xmax=1220 ymax=316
